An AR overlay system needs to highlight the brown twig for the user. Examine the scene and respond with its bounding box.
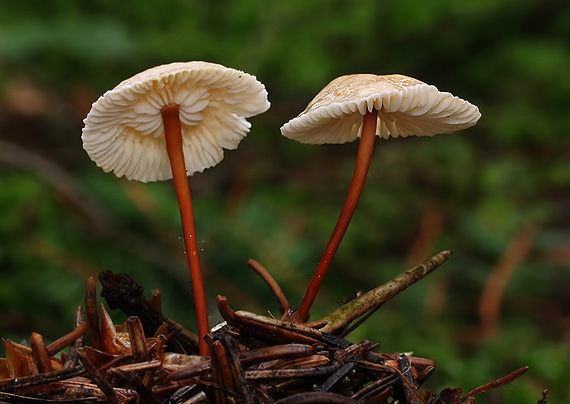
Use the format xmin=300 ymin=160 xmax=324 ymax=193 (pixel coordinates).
xmin=46 ymin=322 xmax=88 ymax=357
xmin=63 ymin=306 xmax=86 ymax=369
xmin=168 ymin=344 xmax=314 ymax=381
xmin=273 ymin=391 xmax=360 ymax=403
xmin=461 ymin=366 xmax=529 ymax=400
xmin=217 ymin=296 xmax=322 ymax=345
xmin=245 ymin=361 xmax=340 ymax=380
xmin=537 ymin=388 xmax=549 ymax=404
xmin=247 ymin=258 xmax=290 ymax=314
xmin=77 ymin=350 xmax=122 ymax=404
xmin=0 ymin=269 xmax=533 ymax=404
xmin=350 ymin=373 xmax=398 ymax=401
xmin=0 ymin=366 xmax=85 ymax=394
xmin=355 ymin=360 xmax=429 ymax=404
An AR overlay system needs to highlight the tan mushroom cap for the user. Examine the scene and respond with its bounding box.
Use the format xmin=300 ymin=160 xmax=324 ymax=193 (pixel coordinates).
xmin=82 ymin=61 xmax=270 ymax=182
xmin=280 ymin=74 xmax=480 ymax=144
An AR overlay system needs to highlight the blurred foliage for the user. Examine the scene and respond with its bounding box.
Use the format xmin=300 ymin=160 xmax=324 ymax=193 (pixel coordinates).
xmin=1 ymin=0 xmax=569 ymax=402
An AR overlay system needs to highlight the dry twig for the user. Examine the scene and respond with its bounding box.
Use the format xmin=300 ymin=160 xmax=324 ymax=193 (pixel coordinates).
xmin=0 ymin=257 xmax=534 ymax=403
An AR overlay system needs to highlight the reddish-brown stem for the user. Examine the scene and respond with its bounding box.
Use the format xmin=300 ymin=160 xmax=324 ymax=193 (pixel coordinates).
xmin=298 ymin=110 xmax=378 ymax=322
xmin=161 ymin=104 xmax=210 ymax=356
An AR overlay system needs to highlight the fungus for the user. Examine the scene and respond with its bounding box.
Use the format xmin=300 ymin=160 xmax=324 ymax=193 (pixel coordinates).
xmin=281 ymin=74 xmax=480 ymax=321
xmin=82 ymin=62 xmax=270 ymax=354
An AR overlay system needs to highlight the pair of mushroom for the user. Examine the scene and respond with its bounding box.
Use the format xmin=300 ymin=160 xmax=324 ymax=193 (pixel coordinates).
xmin=82 ymin=62 xmax=480 ymax=355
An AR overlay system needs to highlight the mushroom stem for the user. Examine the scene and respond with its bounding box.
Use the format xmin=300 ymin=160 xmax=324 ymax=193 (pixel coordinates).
xmin=298 ymin=109 xmax=378 ymax=322
xmin=161 ymin=104 xmax=210 ymax=356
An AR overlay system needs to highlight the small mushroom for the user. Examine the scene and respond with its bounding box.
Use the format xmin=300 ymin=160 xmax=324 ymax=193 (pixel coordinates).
xmin=281 ymin=73 xmax=480 ymax=321
xmin=82 ymin=62 xmax=270 ymax=354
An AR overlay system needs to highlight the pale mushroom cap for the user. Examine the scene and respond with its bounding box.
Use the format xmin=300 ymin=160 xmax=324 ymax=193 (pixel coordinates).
xmin=82 ymin=61 xmax=270 ymax=182
xmin=280 ymin=74 xmax=480 ymax=144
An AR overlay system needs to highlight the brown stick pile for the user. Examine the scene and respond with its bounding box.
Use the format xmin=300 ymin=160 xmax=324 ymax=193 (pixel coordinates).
xmin=0 ymin=252 xmax=542 ymax=403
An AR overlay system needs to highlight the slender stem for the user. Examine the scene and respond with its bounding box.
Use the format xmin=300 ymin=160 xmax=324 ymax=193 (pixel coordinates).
xmin=161 ymin=104 xmax=210 ymax=356
xmin=297 ymin=110 xmax=378 ymax=322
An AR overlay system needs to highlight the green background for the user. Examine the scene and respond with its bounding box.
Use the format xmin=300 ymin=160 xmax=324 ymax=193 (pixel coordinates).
xmin=0 ymin=0 xmax=569 ymax=402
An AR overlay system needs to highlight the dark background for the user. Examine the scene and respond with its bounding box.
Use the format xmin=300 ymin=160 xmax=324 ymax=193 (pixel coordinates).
xmin=0 ymin=1 xmax=569 ymax=402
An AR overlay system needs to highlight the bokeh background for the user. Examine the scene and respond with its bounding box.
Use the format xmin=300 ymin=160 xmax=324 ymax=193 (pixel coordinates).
xmin=1 ymin=0 xmax=569 ymax=402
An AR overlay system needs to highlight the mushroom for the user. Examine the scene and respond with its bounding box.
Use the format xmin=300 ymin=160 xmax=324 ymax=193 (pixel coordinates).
xmin=281 ymin=73 xmax=480 ymax=321
xmin=82 ymin=61 xmax=270 ymax=354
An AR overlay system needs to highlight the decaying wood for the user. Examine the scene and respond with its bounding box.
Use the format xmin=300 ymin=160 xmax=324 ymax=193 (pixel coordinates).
xmin=98 ymin=270 xmax=199 ymax=354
